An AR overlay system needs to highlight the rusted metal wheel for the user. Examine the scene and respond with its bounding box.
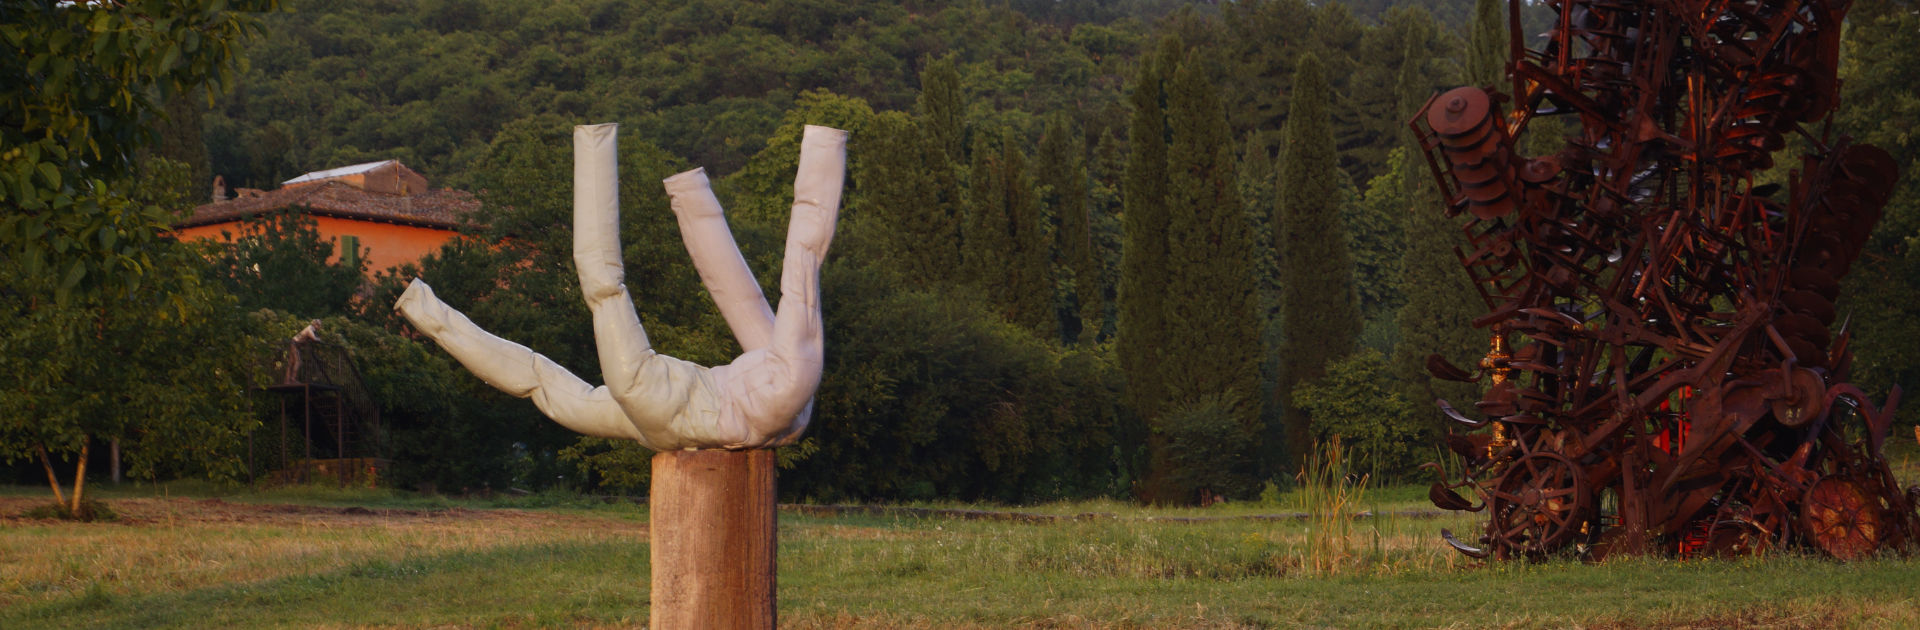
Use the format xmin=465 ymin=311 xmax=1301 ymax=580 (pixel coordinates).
xmin=1701 ymin=500 xmax=1789 ymax=558
xmin=1800 ymin=475 xmax=1885 ymax=560
xmin=1489 ymin=452 xmax=1593 ymax=558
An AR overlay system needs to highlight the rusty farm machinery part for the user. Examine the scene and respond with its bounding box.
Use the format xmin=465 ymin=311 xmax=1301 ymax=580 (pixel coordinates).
xmin=1409 ymin=0 xmax=1918 ymax=561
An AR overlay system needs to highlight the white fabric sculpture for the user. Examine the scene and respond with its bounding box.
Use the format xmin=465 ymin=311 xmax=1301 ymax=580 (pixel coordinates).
xmin=394 ymin=123 xmax=846 ymax=451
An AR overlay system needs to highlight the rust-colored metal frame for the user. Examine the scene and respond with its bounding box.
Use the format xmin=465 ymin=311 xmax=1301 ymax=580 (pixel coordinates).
xmin=1412 ymin=0 xmax=1917 ymax=560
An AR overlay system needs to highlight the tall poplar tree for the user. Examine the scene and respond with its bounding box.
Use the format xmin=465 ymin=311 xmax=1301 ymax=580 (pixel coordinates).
xmin=1038 ymin=114 xmax=1097 ymax=345
xmin=1162 ymin=53 xmax=1264 ymax=457
xmin=1276 ymin=52 xmax=1362 ymax=465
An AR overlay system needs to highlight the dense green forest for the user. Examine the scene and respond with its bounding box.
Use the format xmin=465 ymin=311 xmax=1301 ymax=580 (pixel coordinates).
xmin=11 ymin=0 xmax=1919 ymax=505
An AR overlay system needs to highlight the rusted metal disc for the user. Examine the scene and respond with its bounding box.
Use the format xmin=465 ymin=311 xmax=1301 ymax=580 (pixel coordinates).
xmin=1785 ymin=336 xmax=1828 ymax=368
xmin=1462 ymin=177 xmax=1513 ymax=203
xmin=1841 ymin=144 xmax=1899 ymax=186
xmin=1776 ymin=313 xmax=1832 ymax=348
xmin=1469 ymin=198 xmax=1518 ymax=220
xmin=1451 ymin=155 xmax=1506 ymax=185
xmin=1782 ymin=290 xmax=1836 ymax=325
xmin=1429 ymin=87 xmax=1494 ymax=138
xmin=1440 ymin=116 xmax=1500 ymax=153
xmin=1769 ymin=367 xmax=1827 ymax=428
xmin=1800 ymin=476 xmax=1885 ymax=560
xmin=1520 ymin=158 xmax=1561 ymax=183
xmin=1790 ymin=267 xmax=1840 ymax=301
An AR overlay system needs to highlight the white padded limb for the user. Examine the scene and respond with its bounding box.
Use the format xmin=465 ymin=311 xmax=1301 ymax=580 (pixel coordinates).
xmin=395 ymin=123 xmax=847 ymax=451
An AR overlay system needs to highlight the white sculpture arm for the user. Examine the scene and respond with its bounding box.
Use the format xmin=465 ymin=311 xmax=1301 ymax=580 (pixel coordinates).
xmin=394 ymin=123 xmax=847 ymax=451
xmin=663 ymin=168 xmax=776 ymax=352
xmin=394 ymin=278 xmax=643 ymax=442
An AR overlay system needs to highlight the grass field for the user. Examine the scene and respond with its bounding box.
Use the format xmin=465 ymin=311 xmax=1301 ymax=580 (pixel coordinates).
xmin=5 ymin=468 xmax=1920 ymax=629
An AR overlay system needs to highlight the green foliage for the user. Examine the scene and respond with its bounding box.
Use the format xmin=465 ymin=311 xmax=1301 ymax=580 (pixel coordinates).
xmin=557 ymin=437 xmax=653 ymax=494
xmin=1276 ymin=52 xmax=1362 ymax=466
xmin=1349 ymin=147 xmax=1410 ymax=350
xmin=793 ymin=269 xmax=1125 ymax=503
xmin=1834 ymin=0 xmax=1920 ymax=404
xmin=724 ymin=89 xmax=876 ymax=231
xmin=205 ymin=210 xmax=366 ymax=318
xmin=1238 ymin=135 xmax=1281 ymax=321
xmin=1390 ymin=147 xmax=1484 ymax=428
xmin=1466 ymin=0 xmax=1507 ymax=87
xmin=849 ymin=110 xmax=963 ymax=289
xmin=23 ymin=499 xmax=116 ymax=522
xmin=917 ymin=54 xmax=969 ymax=166
xmin=1118 ymin=35 xmax=1180 ymax=433
xmin=1037 ymin=113 xmax=1098 ymax=345
xmin=205 ymin=0 xmax=1131 ymax=189
xmin=1161 ymin=50 xmax=1265 ymax=498
xmin=2 ymin=0 xmax=274 ymax=300
xmin=1291 ymin=349 xmax=1423 ymax=481
xmin=1156 ymin=394 xmax=1259 ymax=503
xmin=963 ymin=131 xmax=1057 ymax=338
xmin=1 ymin=157 xmax=270 ymax=501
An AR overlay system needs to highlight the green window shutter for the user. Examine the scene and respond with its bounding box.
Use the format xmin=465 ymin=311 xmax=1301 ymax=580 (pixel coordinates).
xmin=339 ymin=235 xmax=361 ymax=270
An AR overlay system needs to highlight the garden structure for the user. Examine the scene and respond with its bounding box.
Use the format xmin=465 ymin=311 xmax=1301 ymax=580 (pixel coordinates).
xmin=256 ymin=325 xmax=384 ymax=487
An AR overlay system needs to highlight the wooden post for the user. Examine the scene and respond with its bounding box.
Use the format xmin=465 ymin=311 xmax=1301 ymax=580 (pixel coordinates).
xmin=650 ymin=449 xmax=776 ymax=629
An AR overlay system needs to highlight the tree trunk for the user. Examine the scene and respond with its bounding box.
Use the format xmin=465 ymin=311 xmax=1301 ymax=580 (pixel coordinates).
xmin=71 ymin=440 xmax=90 ymax=516
xmin=36 ymin=444 xmax=67 ymax=508
xmin=111 ymin=439 xmax=121 ymax=484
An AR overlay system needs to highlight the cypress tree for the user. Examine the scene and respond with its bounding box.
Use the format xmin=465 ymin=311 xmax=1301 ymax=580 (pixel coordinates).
xmin=1119 ymin=36 xmax=1182 ymax=426
xmin=1391 ymin=36 xmax=1485 ymax=429
xmin=918 ymin=54 xmax=967 ymax=165
xmin=1120 ymin=36 xmax=1186 ymax=502
xmin=1276 ymin=52 xmax=1362 ymax=465
xmin=964 ymin=135 xmax=1009 ymax=287
xmin=859 ymin=111 xmax=961 ymax=289
xmin=1162 ymin=53 xmax=1263 ymax=447
xmin=1238 ymin=134 xmax=1280 ymax=320
xmin=1391 ymin=158 xmax=1486 ymax=430
xmin=1467 ymin=0 xmax=1507 ymax=87
xmin=1002 ymin=136 xmax=1058 ymax=339
xmin=1086 ymin=129 xmax=1126 ymax=343
xmin=962 ymin=132 xmax=1056 ymax=339
xmin=1038 ymin=113 xmax=1096 ymax=345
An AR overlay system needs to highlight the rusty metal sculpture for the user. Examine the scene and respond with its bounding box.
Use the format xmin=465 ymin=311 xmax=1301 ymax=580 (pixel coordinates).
xmin=1411 ymin=0 xmax=1917 ymax=560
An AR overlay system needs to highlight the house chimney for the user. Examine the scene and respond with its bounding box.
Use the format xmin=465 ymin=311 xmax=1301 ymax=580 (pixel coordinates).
xmin=212 ymin=175 xmax=229 ymax=202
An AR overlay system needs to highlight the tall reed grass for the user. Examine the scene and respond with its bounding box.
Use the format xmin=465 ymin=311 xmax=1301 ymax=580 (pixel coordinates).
xmin=1296 ymin=437 xmax=1370 ymax=575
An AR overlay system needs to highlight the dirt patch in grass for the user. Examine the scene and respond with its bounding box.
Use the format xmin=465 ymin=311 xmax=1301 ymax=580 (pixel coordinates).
xmin=0 ymin=495 xmax=643 ymax=534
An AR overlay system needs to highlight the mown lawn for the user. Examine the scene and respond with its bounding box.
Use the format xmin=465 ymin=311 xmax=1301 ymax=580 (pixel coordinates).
xmin=3 ymin=479 xmax=1918 ymax=628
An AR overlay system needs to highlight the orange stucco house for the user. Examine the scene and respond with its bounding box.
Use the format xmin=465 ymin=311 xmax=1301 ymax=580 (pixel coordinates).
xmin=175 ymin=160 xmax=479 ymax=274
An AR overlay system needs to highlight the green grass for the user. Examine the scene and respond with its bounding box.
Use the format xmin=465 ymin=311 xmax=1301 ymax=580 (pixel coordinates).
xmin=5 ymin=481 xmax=1919 ymax=628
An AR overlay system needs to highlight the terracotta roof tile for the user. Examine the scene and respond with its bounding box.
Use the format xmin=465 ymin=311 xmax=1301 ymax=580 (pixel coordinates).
xmin=179 ymin=181 xmax=480 ymax=230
